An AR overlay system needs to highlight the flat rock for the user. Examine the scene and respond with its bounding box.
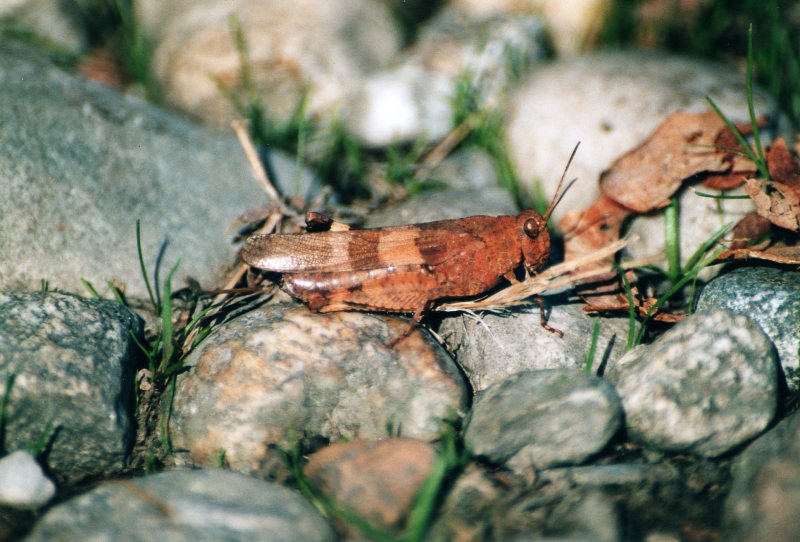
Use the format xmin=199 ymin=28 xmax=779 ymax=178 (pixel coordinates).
xmin=304 ymin=438 xmax=437 ymax=531
xmin=697 ymin=266 xmax=800 ymax=388
xmin=439 ymin=303 xmax=631 ymax=391
xmin=464 ymin=369 xmax=622 ymax=472
xmin=0 ymin=451 xmax=56 ymax=510
xmin=0 ymin=292 xmax=141 ymax=483
xmin=608 ymin=309 xmax=779 ymax=457
xmin=24 ymin=469 xmax=335 ymax=542
xmin=170 ymin=304 xmax=467 ymax=472
xmin=724 ymin=410 xmax=800 ymax=542
xmin=0 ymin=39 xmax=309 ymax=299
xmin=136 ymin=0 xmax=401 ymax=128
xmin=506 ymin=50 xmax=779 ymax=221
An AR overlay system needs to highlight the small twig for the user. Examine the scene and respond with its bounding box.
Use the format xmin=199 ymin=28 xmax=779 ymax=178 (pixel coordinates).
xmin=417 ymin=115 xmax=478 ymax=177
xmin=232 ymin=119 xmax=295 ymax=216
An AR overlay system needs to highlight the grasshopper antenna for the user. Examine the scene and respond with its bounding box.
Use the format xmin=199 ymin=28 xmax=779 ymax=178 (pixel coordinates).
xmin=544 ymin=142 xmax=580 ymax=224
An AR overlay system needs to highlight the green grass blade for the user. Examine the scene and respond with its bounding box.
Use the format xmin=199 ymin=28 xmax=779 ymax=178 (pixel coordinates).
xmin=80 ymin=278 xmax=102 ymax=298
xmin=136 ymin=219 xmax=158 ymax=311
xmin=634 ymin=244 xmax=727 ymax=345
xmin=612 ymin=262 xmax=638 ymax=349
xmin=157 ymin=261 xmax=180 ymax=374
xmin=692 ymin=190 xmax=750 ymax=200
xmin=664 ymin=196 xmax=681 ymax=283
xmin=0 ymin=373 xmax=15 ymax=453
xmin=745 ymin=24 xmax=768 ymax=178
xmin=27 ymin=418 xmax=56 ymax=458
xmin=682 ymin=222 xmax=734 ymax=275
xmin=705 ymin=97 xmax=759 ymax=165
xmin=583 ymin=320 xmax=601 ymax=374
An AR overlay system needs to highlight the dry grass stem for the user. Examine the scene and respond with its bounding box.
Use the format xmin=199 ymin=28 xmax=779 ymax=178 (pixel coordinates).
xmin=232 ymin=119 xmax=294 ymax=216
xmin=436 ymin=239 xmax=629 ymax=312
xmin=417 ymin=115 xmax=477 ymax=177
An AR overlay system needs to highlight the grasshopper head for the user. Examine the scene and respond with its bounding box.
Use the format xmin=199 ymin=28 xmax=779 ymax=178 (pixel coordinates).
xmin=518 ymin=210 xmax=550 ymax=274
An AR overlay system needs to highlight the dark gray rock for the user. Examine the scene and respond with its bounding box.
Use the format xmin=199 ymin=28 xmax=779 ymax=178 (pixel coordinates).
xmin=0 ymin=39 xmax=315 ymax=299
xmin=429 ymin=465 xmax=621 ymax=542
xmin=464 ymin=369 xmax=622 ymax=472
xmin=170 ymin=304 xmax=468 ymax=471
xmin=697 ymin=266 xmax=800 ymax=389
xmin=440 ymin=304 xmax=631 ymax=391
xmin=724 ymin=410 xmax=800 ymax=542
xmin=0 ymin=292 xmax=141 ymax=483
xmin=609 ymin=309 xmax=779 ymax=457
xmin=24 ymin=469 xmax=335 ymax=542
xmin=365 ymin=187 xmax=517 ymax=228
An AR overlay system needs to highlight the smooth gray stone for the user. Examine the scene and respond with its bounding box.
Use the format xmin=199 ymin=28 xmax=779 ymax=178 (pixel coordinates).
xmin=0 ymin=39 xmax=313 ymax=299
xmin=25 ymin=469 xmax=335 ymax=542
xmin=464 ymin=369 xmax=622 ymax=472
xmin=608 ymin=309 xmax=778 ymax=457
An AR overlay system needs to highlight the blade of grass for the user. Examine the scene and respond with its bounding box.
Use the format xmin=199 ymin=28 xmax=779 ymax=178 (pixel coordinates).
xmin=136 ymin=219 xmax=158 ymax=311
xmin=27 ymin=418 xmax=56 ymax=458
xmin=692 ymin=190 xmax=750 ymax=199
xmin=612 ymin=262 xmax=638 ymax=350
xmin=634 ymin=244 xmax=727 ymax=345
xmin=745 ymin=23 xmax=768 ymax=178
xmin=705 ymin=97 xmax=760 ymax=166
xmin=0 ymin=373 xmax=15 ymax=453
xmin=664 ymin=196 xmax=681 ymax=283
xmin=157 ymin=261 xmax=180 ymax=374
xmin=403 ymin=424 xmax=465 ymax=542
xmin=682 ymin=222 xmax=734 ymax=274
xmin=81 ymin=278 xmax=102 ymax=298
xmin=583 ymin=320 xmax=601 ymax=374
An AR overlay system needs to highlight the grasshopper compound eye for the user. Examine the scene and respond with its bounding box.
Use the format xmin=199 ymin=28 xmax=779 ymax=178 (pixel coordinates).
xmin=523 ymin=216 xmax=544 ymax=239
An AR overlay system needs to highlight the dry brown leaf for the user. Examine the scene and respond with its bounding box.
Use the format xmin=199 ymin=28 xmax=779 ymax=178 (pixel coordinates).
xmin=715 ymin=245 xmax=800 ymax=265
xmin=744 ymin=178 xmax=800 ymax=231
xmin=701 ymin=171 xmax=751 ymax=190
xmin=730 ymin=213 xmax=772 ymax=249
xmin=600 ymin=111 xmax=754 ymax=212
xmin=767 ymin=138 xmax=800 ymax=190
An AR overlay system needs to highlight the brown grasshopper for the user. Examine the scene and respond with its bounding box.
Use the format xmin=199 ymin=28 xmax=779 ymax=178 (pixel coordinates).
xmin=242 ymin=147 xmax=576 ymax=345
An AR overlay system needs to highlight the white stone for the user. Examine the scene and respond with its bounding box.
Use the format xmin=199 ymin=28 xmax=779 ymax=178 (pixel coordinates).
xmin=0 ymin=450 xmax=56 ymax=509
xmin=0 ymin=0 xmax=85 ymax=49
xmin=453 ymin=0 xmax=612 ymax=55
xmin=136 ymin=0 xmax=401 ymax=128
xmin=506 ymin=51 xmax=778 ymax=222
xmin=346 ymin=65 xmax=453 ymax=147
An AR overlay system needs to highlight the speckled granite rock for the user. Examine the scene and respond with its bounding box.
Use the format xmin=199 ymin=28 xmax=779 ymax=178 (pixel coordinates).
xmin=608 ymin=309 xmax=779 ymax=457
xmin=170 ymin=304 xmax=467 ymax=472
xmin=697 ymin=266 xmax=800 ymax=388
xmin=0 ymin=292 xmax=141 ymax=483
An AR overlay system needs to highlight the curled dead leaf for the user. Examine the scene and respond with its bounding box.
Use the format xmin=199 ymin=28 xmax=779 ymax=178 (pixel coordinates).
xmin=599 ymin=111 xmax=753 ymax=212
xmin=744 ymin=178 xmax=800 ymax=231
